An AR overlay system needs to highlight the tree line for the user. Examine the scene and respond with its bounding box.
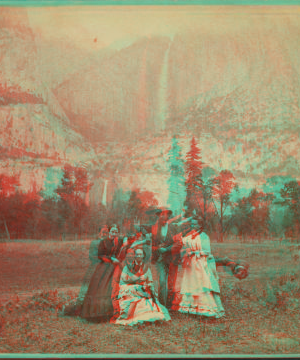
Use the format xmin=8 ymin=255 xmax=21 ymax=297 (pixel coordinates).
xmin=0 ymin=136 xmax=299 ymax=241
xmin=167 ymin=135 xmax=300 ymax=242
xmin=0 ymin=165 xmax=159 ymax=240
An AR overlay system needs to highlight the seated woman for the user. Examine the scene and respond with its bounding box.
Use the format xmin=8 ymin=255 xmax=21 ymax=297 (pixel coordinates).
xmin=172 ymin=219 xmax=225 ymax=318
xmin=113 ymin=247 xmax=171 ymax=326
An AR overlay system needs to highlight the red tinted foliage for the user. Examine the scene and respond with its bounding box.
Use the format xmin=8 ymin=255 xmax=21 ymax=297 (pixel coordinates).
xmin=0 ymin=83 xmax=44 ymax=105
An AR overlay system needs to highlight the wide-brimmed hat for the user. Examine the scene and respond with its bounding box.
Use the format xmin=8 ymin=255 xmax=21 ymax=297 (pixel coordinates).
xmin=145 ymin=207 xmax=173 ymax=218
xmin=154 ymin=208 xmax=173 ymax=217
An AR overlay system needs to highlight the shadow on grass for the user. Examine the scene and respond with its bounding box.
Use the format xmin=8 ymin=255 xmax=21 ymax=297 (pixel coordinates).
xmin=63 ymin=303 xmax=115 ymax=325
xmin=63 ymin=303 xmax=82 ymax=317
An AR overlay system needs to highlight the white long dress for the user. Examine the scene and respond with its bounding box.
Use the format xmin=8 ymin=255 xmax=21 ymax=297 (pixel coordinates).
xmin=176 ymin=230 xmax=225 ymax=318
xmin=113 ymin=264 xmax=171 ymax=326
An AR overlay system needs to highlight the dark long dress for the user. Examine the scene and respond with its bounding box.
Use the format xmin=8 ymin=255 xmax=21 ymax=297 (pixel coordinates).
xmin=81 ymin=236 xmax=124 ymax=319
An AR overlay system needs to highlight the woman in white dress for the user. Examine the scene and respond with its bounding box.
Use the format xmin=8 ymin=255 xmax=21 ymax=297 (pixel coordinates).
xmin=173 ymin=221 xmax=225 ymax=318
xmin=113 ymin=247 xmax=171 ymax=326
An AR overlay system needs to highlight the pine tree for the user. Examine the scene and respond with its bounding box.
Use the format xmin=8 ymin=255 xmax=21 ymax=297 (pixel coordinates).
xmin=249 ymin=189 xmax=274 ymax=240
xmin=0 ymin=173 xmax=20 ymax=240
xmin=56 ymin=165 xmax=75 ymax=200
xmin=126 ymin=189 xmax=143 ymax=231
xmin=211 ymin=170 xmax=236 ymax=242
xmin=41 ymin=167 xmax=63 ymax=200
xmin=185 ymin=136 xmax=203 ymax=215
xmin=167 ymin=135 xmax=186 ymax=215
xmin=108 ymin=187 xmax=130 ymax=232
xmin=55 ymin=165 xmax=92 ymax=237
xmin=280 ymin=180 xmax=300 ymax=237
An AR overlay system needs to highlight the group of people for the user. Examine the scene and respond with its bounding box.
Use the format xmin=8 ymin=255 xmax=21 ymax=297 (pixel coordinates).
xmin=78 ymin=208 xmax=242 ymax=326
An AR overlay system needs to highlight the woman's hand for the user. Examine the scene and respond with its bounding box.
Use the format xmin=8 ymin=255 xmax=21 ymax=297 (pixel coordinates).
xmin=122 ymin=237 xmax=129 ymax=246
xmin=148 ymin=284 xmax=157 ymax=295
xmin=139 ymin=275 xmax=146 ymax=281
xmin=173 ymin=233 xmax=183 ymax=243
xmin=111 ymin=257 xmax=120 ymax=265
xmin=200 ymin=251 xmax=210 ymax=257
xmin=184 ymin=249 xmax=193 ymax=257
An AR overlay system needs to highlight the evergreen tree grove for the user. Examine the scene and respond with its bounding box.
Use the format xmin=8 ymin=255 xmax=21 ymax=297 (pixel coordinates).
xmin=211 ymin=170 xmax=236 ymax=242
xmin=167 ymin=135 xmax=186 ymax=215
xmin=280 ymin=180 xmax=300 ymax=237
xmin=184 ymin=136 xmax=203 ymax=215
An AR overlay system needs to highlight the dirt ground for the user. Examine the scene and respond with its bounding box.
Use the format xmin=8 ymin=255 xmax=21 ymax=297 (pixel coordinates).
xmin=0 ymin=239 xmax=300 ymax=355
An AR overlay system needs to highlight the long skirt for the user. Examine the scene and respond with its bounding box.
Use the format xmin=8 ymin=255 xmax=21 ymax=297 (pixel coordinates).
xmin=81 ymin=262 xmax=119 ymax=319
xmin=171 ymin=256 xmax=225 ymax=318
xmin=174 ymin=292 xmax=225 ymax=318
xmin=113 ymin=284 xmax=171 ymax=326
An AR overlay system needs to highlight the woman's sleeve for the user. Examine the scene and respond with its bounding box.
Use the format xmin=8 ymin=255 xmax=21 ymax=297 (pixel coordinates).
xmin=89 ymin=240 xmax=101 ymax=264
xmin=120 ymin=266 xmax=139 ymax=284
xmin=117 ymin=237 xmax=128 ymax=262
xmin=180 ymin=238 xmax=190 ymax=256
xmin=145 ymin=268 xmax=157 ymax=295
xmin=200 ymin=232 xmax=211 ymax=253
xmin=145 ymin=268 xmax=153 ymax=284
xmin=98 ymin=240 xmax=112 ymax=263
xmin=172 ymin=233 xmax=183 ymax=257
xmin=130 ymin=239 xmax=147 ymax=249
xmin=119 ymin=265 xmax=129 ymax=283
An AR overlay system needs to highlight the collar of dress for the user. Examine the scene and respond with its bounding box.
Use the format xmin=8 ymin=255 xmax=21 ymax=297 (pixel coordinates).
xmin=185 ymin=229 xmax=200 ymax=239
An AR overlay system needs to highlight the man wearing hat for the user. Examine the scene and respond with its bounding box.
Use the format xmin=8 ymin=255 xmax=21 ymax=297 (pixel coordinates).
xmin=151 ymin=208 xmax=182 ymax=308
xmin=150 ymin=208 xmax=249 ymax=308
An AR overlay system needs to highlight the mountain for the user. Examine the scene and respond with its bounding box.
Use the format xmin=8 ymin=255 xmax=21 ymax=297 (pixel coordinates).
xmin=166 ymin=34 xmax=300 ymax=178
xmin=53 ymin=19 xmax=300 ymax=179
xmin=0 ymin=8 xmax=43 ymax=96
xmin=0 ymin=8 xmax=96 ymax=191
xmin=0 ymin=7 xmax=299 ymax=202
xmin=54 ymin=36 xmax=172 ymax=143
xmin=0 ymin=103 xmax=95 ymax=162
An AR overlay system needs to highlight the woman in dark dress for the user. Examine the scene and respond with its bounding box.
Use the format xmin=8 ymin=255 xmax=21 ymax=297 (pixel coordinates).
xmin=81 ymin=224 xmax=126 ymax=321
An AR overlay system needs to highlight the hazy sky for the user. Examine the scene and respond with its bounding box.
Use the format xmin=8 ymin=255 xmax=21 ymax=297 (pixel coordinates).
xmin=27 ymin=6 xmax=300 ymax=52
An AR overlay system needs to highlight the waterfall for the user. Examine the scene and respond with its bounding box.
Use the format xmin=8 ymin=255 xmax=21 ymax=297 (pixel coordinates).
xmin=102 ymin=179 xmax=108 ymax=207
xmin=85 ymin=183 xmax=90 ymax=207
xmin=137 ymin=44 xmax=148 ymax=133
xmin=157 ymin=39 xmax=172 ymax=132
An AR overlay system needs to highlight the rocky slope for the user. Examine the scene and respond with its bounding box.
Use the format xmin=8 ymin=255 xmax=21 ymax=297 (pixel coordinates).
xmin=0 ymin=7 xmax=299 ymax=203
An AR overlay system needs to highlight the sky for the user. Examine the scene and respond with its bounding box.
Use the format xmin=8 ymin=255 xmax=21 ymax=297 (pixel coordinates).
xmin=24 ymin=5 xmax=300 ymax=90
xmin=27 ymin=6 xmax=300 ymax=52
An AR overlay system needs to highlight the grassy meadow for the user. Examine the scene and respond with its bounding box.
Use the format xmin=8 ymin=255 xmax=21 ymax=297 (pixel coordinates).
xmin=0 ymin=239 xmax=300 ymax=355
